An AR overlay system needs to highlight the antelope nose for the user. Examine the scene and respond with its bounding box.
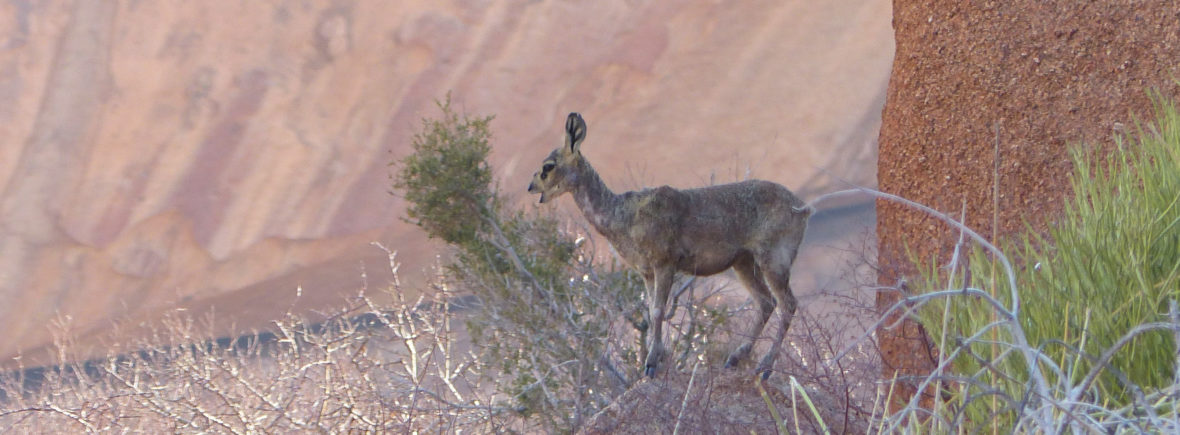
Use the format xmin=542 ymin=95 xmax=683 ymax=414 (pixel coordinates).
xmin=527 ymin=181 xmax=535 ymax=192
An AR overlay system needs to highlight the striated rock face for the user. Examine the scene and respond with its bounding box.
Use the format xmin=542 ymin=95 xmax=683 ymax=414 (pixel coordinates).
xmin=0 ymin=1 xmax=893 ymax=365
xmin=877 ymin=0 xmax=1180 ymax=406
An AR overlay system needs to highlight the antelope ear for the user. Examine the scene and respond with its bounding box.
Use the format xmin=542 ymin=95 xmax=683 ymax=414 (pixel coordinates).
xmin=565 ymin=112 xmax=587 ymax=153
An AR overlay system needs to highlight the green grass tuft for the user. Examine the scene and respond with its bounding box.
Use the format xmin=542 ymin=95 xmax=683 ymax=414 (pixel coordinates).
xmin=916 ymin=94 xmax=1180 ymax=429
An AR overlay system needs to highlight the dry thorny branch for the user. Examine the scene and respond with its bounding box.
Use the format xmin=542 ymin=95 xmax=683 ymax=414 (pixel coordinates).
xmin=0 ymin=250 xmax=507 ymax=433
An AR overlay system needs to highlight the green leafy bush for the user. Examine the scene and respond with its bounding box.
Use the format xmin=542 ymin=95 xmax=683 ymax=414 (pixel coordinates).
xmin=393 ymin=97 xmax=496 ymax=247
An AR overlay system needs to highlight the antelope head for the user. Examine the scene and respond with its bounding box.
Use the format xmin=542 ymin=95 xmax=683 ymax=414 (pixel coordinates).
xmin=528 ymin=112 xmax=587 ymax=203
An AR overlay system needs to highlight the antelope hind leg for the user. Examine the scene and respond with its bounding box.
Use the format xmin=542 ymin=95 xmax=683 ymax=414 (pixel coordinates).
xmin=756 ymin=266 xmax=797 ymax=380
xmin=726 ymin=257 xmax=776 ymax=369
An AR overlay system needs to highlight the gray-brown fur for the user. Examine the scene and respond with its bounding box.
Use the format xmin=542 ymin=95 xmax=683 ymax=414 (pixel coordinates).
xmin=528 ymin=113 xmax=811 ymax=379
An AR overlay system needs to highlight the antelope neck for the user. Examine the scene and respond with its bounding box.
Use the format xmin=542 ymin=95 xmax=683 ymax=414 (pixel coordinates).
xmin=569 ymin=158 xmax=626 ymax=237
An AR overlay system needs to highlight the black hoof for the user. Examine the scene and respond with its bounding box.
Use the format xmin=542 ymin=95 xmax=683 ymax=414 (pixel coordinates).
xmin=759 ymin=369 xmax=772 ymax=381
xmin=724 ymin=358 xmax=739 ymax=370
xmin=645 ymin=365 xmax=657 ymax=378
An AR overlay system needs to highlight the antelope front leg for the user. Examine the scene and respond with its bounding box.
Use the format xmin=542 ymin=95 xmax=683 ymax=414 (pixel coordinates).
xmin=644 ymin=267 xmax=674 ymax=377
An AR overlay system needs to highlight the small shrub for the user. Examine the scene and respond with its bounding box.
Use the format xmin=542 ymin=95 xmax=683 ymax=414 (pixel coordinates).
xmin=393 ymin=96 xmax=496 ymax=247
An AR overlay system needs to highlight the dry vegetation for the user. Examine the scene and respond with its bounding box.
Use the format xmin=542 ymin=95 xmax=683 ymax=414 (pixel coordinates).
xmin=0 ymin=242 xmax=884 ymax=434
xmin=0 ymin=255 xmax=499 ymax=433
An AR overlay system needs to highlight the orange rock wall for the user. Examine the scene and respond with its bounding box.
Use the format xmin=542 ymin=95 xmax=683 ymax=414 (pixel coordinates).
xmin=877 ymin=0 xmax=1180 ymax=404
